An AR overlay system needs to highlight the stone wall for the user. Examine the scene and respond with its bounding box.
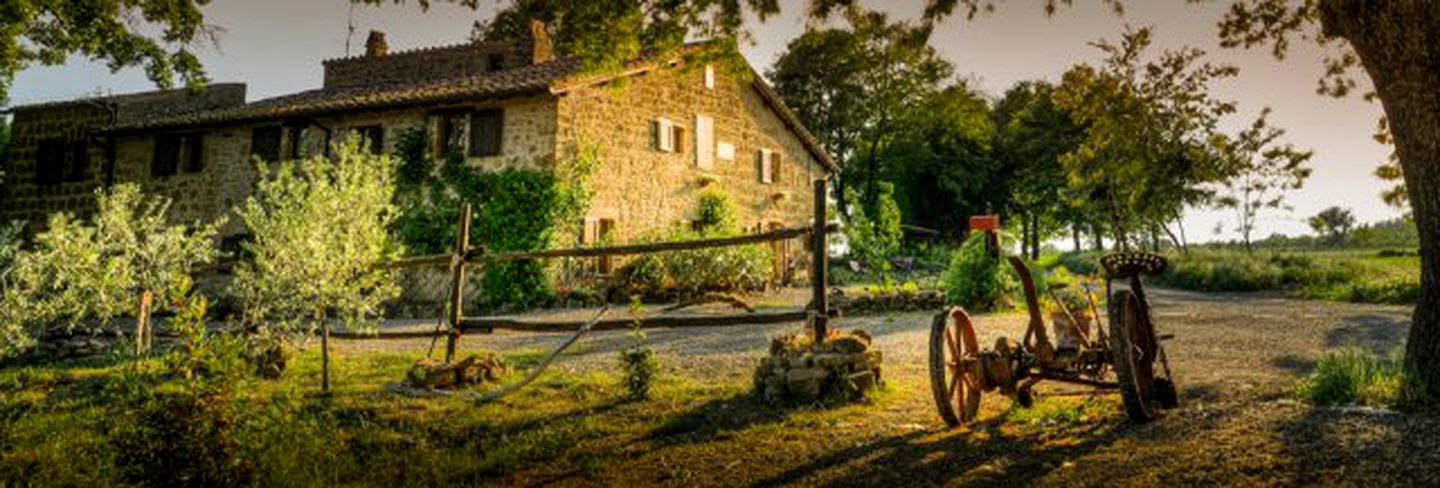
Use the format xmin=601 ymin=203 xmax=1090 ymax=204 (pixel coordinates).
xmin=322 ymin=40 xmax=536 ymax=89
xmin=2 ymin=103 xmax=111 ymax=229
xmin=555 ymin=64 xmax=825 ymax=245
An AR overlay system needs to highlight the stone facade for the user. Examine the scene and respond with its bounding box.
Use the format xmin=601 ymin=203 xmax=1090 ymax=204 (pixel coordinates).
xmin=0 ymin=34 xmax=834 ymax=273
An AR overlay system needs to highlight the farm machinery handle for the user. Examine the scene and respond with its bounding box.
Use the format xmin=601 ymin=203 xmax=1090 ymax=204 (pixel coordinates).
xmin=928 ymin=217 xmax=1179 ymax=426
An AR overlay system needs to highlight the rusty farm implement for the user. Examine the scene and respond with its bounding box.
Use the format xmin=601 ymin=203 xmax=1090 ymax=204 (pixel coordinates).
xmin=928 ymin=218 xmax=1180 ymax=426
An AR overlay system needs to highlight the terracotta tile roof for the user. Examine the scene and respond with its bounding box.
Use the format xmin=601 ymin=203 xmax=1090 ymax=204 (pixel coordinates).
xmin=109 ymin=59 xmax=581 ymax=131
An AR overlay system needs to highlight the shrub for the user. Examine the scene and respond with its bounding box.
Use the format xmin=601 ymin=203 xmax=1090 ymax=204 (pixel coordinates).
xmin=0 ymin=184 xmax=219 ymax=357
xmin=843 ymin=183 xmax=903 ymax=274
xmin=232 ymin=138 xmax=401 ymax=352
xmin=615 ymin=227 xmax=773 ymax=298
xmin=1296 ymin=348 xmax=1427 ymax=410
xmin=940 ymin=232 xmax=1012 ymax=310
xmin=618 ymin=299 xmax=659 ymax=400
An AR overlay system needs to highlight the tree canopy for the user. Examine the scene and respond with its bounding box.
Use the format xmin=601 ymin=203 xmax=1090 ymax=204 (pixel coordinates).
xmin=0 ymin=0 xmax=213 ymax=105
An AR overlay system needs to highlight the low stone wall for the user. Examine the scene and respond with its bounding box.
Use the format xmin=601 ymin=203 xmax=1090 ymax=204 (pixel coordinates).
xmin=754 ymin=329 xmax=882 ymax=404
xmin=828 ymin=287 xmax=945 ymax=315
xmin=32 ymin=330 xmax=120 ymax=360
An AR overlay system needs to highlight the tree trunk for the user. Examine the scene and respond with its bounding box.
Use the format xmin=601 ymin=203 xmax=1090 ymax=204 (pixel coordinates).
xmin=135 ymin=289 xmax=153 ymax=356
xmin=1031 ymin=214 xmax=1041 ymax=259
xmin=1072 ymin=223 xmax=1082 ymax=252
xmin=1091 ymin=222 xmax=1104 ymax=252
xmin=1320 ymin=2 xmax=1440 ymax=394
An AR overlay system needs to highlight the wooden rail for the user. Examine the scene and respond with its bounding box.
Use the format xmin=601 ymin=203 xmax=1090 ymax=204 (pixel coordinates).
xmin=380 ymin=222 xmax=838 ymax=269
xmin=457 ymin=309 xmax=838 ymax=333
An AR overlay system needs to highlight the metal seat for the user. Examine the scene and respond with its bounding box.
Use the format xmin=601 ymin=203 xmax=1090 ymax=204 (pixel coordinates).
xmin=1100 ymin=252 xmax=1168 ymax=280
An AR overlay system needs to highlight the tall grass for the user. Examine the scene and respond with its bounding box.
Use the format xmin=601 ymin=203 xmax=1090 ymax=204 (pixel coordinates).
xmin=1295 ymin=348 xmax=1428 ymax=410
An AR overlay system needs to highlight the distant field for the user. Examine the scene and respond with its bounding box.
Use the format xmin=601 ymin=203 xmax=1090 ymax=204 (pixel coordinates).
xmin=1062 ymin=247 xmax=1421 ymax=305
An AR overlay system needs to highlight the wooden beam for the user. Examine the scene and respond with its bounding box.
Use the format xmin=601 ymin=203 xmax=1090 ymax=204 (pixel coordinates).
xmin=458 ymin=309 xmax=838 ymax=333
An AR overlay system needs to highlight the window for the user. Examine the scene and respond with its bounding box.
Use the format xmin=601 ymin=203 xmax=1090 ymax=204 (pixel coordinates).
xmin=356 ymin=125 xmax=384 ymax=154
xmin=487 ymin=53 xmax=505 ymax=71
xmin=182 ymin=134 xmax=204 ymax=172
xmin=703 ymin=65 xmax=715 ymax=89
xmin=580 ymin=217 xmax=616 ymax=275
xmin=152 ymin=134 xmax=181 ymax=177
xmin=286 ymin=125 xmax=303 ymax=160
xmin=35 ymin=139 xmax=65 ymax=185
xmin=251 ymin=127 xmax=282 ymax=162
xmin=757 ymin=149 xmax=780 ymax=184
xmin=437 ymin=113 xmax=467 ymax=155
xmin=651 ymin=119 xmax=685 ymax=154
xmin=469 ymin=109 xmax=503 ymax=157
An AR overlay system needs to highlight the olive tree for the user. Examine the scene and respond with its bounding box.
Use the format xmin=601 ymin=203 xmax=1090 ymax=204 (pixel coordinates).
xmin=231 ymin=138 xmax=401 ymax=386
xmin=0 ymin=184 xmax=219 ymax=357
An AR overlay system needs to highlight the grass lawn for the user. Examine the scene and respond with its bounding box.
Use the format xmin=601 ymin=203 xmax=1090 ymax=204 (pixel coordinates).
xmin=0 ymin=341 xmax=1123 ymax=487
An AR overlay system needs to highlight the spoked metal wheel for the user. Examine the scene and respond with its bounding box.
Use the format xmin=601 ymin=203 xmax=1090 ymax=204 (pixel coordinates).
xmin=1108 ymin=290 xmax=1160 ymax=423
xmin=930 ymin=307 xmax=983 ymax=427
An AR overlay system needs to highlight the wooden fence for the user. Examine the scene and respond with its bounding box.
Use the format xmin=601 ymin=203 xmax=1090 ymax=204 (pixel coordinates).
xmin=374 ymin=180 xmax=839 ymax=362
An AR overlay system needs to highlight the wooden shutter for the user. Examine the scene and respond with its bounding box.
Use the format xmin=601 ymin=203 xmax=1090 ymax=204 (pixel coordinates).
xmin=69 ymin=140 xmax=89 ymax=181
xmin=183 ymin=134 xmax=204 ymax=172
xmin=694 ymin=114 xmax=714 ymax=170
xmin=251 ymin=127 xmax=282 ymax=162
xmin=469 ymin=109 xmax=503 ymax=157
xmin=758 ymin=149 xmax=773 ymax=183
xmin=772 ymin=151 xmax=782 ymax=183
xmin=358 ymin=125 xmax=384 ymax=154
xmin=152 ymin=135 xmax=180 ymax=177
xmin=597 ymin=219 xmax=615 ymax=274
xmin=671 ymin=125 xmax=685 ymax=155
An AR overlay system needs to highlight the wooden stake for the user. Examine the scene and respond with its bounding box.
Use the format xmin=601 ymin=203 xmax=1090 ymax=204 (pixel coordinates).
xmin=447 ymin=204 xmax=472 ymax=363
xmin=321 ymin=322 xmax=331 ymax=394
xmin=811 ymin=179 xmax=829 ymax=344
xmin=136 ymin=289 xmax=153 ymax=356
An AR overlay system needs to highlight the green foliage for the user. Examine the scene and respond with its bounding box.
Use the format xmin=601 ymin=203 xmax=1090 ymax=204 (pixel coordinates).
xmin=615 ymin=191 xmax=773 ymax=298
xmin=1296 ymin=348 xmax=1428 ymax=410
xmin=0 ymin=184 xmax=219 ymax=357
xmin=0 ymin=1 xmax=211 ymax=104
xmin=693 ymin=189 xmax=737 ymax=233
xmin=233 ymin=138 xmax=401 ymax=342
xmin=619 ymin=297 xmax=659 ymax=400
xmin=393 ymin=140 xmax=596 ymax=310
xmin=940 ymin=232 xmax=1011 ymax=311
xmin=843 ymin=183 xmax=903 ymax=274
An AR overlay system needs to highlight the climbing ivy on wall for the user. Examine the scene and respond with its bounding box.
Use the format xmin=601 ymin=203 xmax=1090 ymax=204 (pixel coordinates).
xmin=391 ymin=127 xmax=597 ymax=310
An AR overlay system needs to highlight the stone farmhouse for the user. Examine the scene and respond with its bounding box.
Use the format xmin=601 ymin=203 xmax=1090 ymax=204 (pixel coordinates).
xmin=0 ymin=25 xmax=836 ymax=279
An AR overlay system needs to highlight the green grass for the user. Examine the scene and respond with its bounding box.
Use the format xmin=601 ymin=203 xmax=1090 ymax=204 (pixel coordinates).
xmin=0 ymin=345 xmax=910 ymax=486
xmin=1295 ymin=348 xmax=1427 ymax=410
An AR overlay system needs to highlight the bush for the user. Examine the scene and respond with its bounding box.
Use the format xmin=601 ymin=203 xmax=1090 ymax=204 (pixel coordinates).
xmin=615 ymin=227 xmax=773 ymax=298
xmin=1296 ymin=348 xmax=1428 ymax=410
xmin=940 ymin=232 xmax=1012 ymax=310
xmin=843 ymin=182 xmax=903 ymax=274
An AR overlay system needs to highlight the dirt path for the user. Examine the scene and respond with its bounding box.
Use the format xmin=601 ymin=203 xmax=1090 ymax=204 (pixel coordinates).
xmin=335 ymin=288 xmax=1438 ymax=486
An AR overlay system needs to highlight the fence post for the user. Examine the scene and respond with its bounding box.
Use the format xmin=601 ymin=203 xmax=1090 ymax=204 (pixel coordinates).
xmin=811 ymin=178 xmax=829 ymax=344
xmin=446 ymin=204 xmax=472 ymax=363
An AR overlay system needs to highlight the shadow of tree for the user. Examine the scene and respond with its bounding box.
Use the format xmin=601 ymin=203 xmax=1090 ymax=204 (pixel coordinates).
xmin=645 ymin=392 xmax=790 ymax=446
xmin=1326 ymin=314 xmax=1410 ymax=355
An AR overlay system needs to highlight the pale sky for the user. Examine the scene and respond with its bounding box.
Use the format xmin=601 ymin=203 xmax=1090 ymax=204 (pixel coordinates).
xmin=8 ymin=0 xmax=1400 ymax=243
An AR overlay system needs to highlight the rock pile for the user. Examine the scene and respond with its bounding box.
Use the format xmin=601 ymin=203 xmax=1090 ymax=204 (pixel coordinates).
xmin=828 ymin=287 xmax=945 ymax=314
xmin=34 ymin=330 xmax=116 ymax=359
xmin=754 ymin=329 xmax=883 ymax=404
xmin=406 ymin=353 xmax=507 ymax=390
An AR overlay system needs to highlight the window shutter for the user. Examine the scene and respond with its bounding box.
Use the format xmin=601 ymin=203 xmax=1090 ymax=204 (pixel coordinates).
xmin=184 ymin=134 xmax=204 ymax=172
xmin=672 ymin=126 xmax=685 ymax=154
xmin=250 ymin=127 xmax=282 ymax=162
xmin=469 ymin=109 xmax=503 ymax=157
xmin=694 ymin=114 xmax=714 ymax=170
xmin=152 ymin=135 xmax=180 ymax=177
xmin=772 ymin=151 xmax=782 ymax=183
xmin=651 ymin=120 xmax=662 ymax=151
xmin=36 ymin=139 xmax=65 ymax=185
xmin=758 ymin=149 xmax=773 ymax=183
xmin=581 ymin=218 xmax=598 ymax=245
xmin=69 ymin=140 xmax=90 ymax=181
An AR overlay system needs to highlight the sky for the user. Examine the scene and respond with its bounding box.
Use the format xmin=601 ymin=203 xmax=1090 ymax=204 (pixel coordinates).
xmin=7 ymin=0 xmax=1400 ymax=243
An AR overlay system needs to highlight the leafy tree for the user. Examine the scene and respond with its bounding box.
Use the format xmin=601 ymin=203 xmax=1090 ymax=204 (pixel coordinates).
xmin=1212 ymin=108 xmax=1314 ymax=252
xmin=842 ymin=181 xmax=903 ymax=273
xmin=0 ymin=115 xmax=9 ymax=176
xmin=768 ymin=9 xmax=952 ymax=218
xmin=1309 ymin=206 xmax=1356 ymax=245
xmin=1053 ymin=27 xmax=1235 ymax=250
xmin=232 ymin=138 xmax=401 ymax=376
xmin=0 ymin=1 xmax=212 ymax=104
xmin=883 ymin=82 xmax=996 ymax=237
xmin=991 ymin=80 xmax=1085 ymax=257
xmin=0 ymin=184 xmax=219 ymax=357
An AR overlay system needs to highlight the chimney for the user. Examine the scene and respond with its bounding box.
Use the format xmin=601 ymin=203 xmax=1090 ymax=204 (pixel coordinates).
xmin=365 ymin=30 xmax=389 ymax=57
xmin=529 ymin=20 xmax=553 ymax=64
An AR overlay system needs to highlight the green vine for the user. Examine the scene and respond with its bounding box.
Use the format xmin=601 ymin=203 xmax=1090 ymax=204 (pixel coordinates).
xmin=391 ymin=130 xmax=597 ymax=310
